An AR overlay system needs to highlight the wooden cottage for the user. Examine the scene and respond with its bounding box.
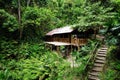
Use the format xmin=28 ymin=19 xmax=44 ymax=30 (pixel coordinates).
xmin=45 ymin=26 xmax=94 ymax=55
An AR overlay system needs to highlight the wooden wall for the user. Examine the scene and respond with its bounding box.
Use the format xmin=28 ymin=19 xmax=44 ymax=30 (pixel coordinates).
xmin=71 ymin=38 xmax=87 ymax=46
xmin=46 ymin=34 xmax=88 ymax=46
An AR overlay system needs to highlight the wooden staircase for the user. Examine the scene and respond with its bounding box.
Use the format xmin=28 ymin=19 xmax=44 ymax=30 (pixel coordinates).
xmin=88 ymin=46 xmax=108 ymax=80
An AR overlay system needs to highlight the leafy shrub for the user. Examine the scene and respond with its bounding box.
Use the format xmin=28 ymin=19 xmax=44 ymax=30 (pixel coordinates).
xmin=0 ymin=39 xmax=47 ymax=60
xmin=18 ymin=43 xmax=46 ymax=58
xmin=100 ymin=68 xmax=116 ymax=80
xmin=0 ymin=40 xmax=18 ymax=60
xmin=0 ymin=9 xmax=18 ymax=32
xmin=73 ymin=39 xmax=98 ymax=60
xmin=22 ymin=7 xmax=55 ymax=40
xmin=101 ymin=45 xmax=120 ymax=80
xmin=0 ymin=52 xmax=70 ymax=80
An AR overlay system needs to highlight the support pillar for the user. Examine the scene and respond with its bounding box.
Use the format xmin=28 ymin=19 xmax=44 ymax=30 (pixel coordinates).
xmin=78 ymin=46 xmax=80 ymax=51
xmin=56 ymin=46 xmax=60 ymax=54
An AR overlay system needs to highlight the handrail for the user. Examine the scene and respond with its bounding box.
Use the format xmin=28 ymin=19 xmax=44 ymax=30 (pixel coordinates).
xmin=84 ymin=42 xmax=99 ymax=70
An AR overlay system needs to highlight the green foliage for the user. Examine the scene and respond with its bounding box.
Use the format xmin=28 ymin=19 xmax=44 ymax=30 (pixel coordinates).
xmin=100 ymin=45 xmax=120 ymax=80
xmin=106 ymin=36 xmax=118 ymax=46
xmin=0 ymin=52 xmax=70 ymax=80
xmin=22 ymin=7 xmax=55 ymax=40
xmin=70 ymin=39 xmax=99 ymax=79
xmin=0 ymin=39 xmax=99 ymax=80
xmin=110 ymin=0 xmax=120 ymax=4
xmin=0 ymin=0 xmax=120 ymax=80
xmin=74 ymin=40 xmax=98 ymax=59
xmin=0 ymin=40 xmax=18 ymax=60
xmin=0 ymin=9 xmax=18 ymax=32
xmin=100 ymin=68 xmax=117 ymax=80
xmin=105 ymin=0 xmax=120 ymax=29
xmin=0 ymin=40 xmax=47 ymax=60
xmin=100 ymin=61 xmax=120 ymax=80
xmin=73 ymin=2 xmax=115 ymax=31
xmin=22 ymin=7 xmax=54 ymax=27
xmin=106 ymin=25 xmax=120 ymax=46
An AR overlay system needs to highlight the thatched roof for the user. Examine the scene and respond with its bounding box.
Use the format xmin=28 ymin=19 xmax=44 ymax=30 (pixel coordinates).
xmin=46 ymin=26 xmax=73 ymax=36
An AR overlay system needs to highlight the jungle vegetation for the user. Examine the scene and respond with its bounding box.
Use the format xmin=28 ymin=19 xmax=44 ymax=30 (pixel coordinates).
xmin=0 ymin=0 xmax=120 ymax=80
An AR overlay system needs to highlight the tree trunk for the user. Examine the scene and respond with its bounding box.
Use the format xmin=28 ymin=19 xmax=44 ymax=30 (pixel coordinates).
xmin=27 ymin=0 xmax=31 ymax=7
xmin=18 ymin=0 xmax=22 ymax=40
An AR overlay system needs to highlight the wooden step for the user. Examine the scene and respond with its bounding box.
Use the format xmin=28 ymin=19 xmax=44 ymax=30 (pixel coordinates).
xmin=101 ymin=48 xmax=108 ymax=50
xmin=88 ymin=46 xmax=107 ymax=80
xmin=99 ymin=50 xmax=107 ymax=52
xmin=92 ymin=67 xmax=103 ymax=72
xmin=98 ymin=51 xmax=107 ymax=53
xmin=89 ymin=72 xmax=99 ymax=76
xmin=88 ymin=75 xmax=100 ymax=80
xmin=95 ymin=60 xmax=105 ymax=64
xmin=94 ymin=63 xmax=104 ymax=67
xmin=98 ymin=52 xmax=106 ymax=54
xmin=101 ymin=45 xmax=107 ymax=47
xmin=96 ymin=57 xmax=106 ymax=60
xmin=97 ymin=54 xmax=106 ymax=57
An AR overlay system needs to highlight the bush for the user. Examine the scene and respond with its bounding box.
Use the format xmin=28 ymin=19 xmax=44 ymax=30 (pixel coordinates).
xmin=0 ymin=52 xmax=70 ymax=80
xmin=22 ymin=7 xmax=55 ymax=40
xmin=0 ymin=9 xmax=18 ymax=32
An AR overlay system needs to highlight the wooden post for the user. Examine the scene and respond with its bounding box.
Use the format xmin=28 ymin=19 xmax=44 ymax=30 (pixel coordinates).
xmin=70 ymin=34 xmax=72 ymax=52
xmin=51 ymin=45 xmax=52 ymax=51
xmin=78 ymin=46 xmax=80 ymax=51
xmin=74 ymin=35 xmax=79 ymax=51
xmin=56 ymin=46 xmax=60 ymax=54
xmin=66 ymin=46 xmax=69 ymax=56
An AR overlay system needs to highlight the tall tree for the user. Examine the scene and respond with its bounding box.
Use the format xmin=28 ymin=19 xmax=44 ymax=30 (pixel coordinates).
xmin=18 ymin=0 xmax=22 ymax=39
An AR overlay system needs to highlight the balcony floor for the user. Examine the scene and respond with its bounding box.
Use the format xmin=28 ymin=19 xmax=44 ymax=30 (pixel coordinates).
xmin=45 ymin=41 xmax=71 ymax=46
